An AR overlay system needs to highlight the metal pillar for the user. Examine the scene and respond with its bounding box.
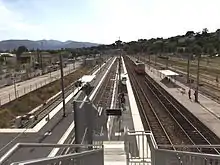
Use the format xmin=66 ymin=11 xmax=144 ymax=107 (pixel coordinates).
xmin=118 ymin=55 xmax=122 ymax=96
xmin=59 ymin=54 xmax=66 ymax=117
xmin=187 ymin=54 xmax=191 ymax=83
xmin=166 ymin=56 xmax=168 ymax=69
xmin=73 ymin=101 xmax=80 ymax=152
xmin=85 ymin=101 xmax=94 ymax=149
xmin=195 ymin=55 xmax=200 ymax=102
xmin=13 ymin=74 xmax=17 ymax=99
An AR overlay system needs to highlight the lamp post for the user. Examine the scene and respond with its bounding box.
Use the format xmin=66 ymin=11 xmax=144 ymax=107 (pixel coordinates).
xmin=13 ymin=74 xmax=17 ymax=99
xmin=59 ymin=54 xmax=66 ymax=117
xmin=187 ymin=54 xmax=191 ymax=83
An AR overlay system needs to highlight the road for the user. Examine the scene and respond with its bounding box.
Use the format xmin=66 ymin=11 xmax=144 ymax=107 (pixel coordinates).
xmin=0 ymin=58 xmax=114 ymax=164
xmin=0 ymin=62 xmax=81 ymax=106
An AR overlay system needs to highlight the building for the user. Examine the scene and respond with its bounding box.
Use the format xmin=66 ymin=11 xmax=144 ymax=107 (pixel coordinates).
xmin=0 ymin=53 xmax=16 ymax=65
xmin=20 ymin=52 xmax=59 ymax=69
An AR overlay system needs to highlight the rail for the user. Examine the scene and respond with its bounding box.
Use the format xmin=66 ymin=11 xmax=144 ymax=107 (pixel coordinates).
xmin=140 ymin=55 xmax=220 ymax=103
xmin=125 ymin=55 xmax=220 ymax=154
xmin=126 ymin=61 xmax=174 ymax=149
xmin=144 ymin=73 xmax=220 ymax=154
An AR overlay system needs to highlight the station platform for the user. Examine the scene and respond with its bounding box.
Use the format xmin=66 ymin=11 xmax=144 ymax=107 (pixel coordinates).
xmin=2 ymin=56 xmax=220 ymax=165
xmin=145 ymin=65 xmax=220 ymax=139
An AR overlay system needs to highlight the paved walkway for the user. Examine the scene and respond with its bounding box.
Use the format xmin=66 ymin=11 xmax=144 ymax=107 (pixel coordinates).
xmin=0 ymin=63 xmax=81 ymax=106
xmin=144 ymin=65 xmax=220 ymax=138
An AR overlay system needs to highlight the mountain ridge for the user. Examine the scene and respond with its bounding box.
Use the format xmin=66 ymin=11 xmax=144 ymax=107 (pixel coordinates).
xmin=0 ymin=39 xmax=99 ymax=51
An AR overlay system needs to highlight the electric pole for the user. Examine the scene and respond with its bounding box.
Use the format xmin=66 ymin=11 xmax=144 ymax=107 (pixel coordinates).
xmin=187 ymin=54 xmax=191 ymax=83
xmin=195 ymin=54 xmax=201 ymax=102
xmin=59 ymin=54 xmax=66 ymax=117
xmin=13 ymin=73 xmax=17 ymax=99
xmin=74 ymin=55 xmax=76 ymax=70
xmin=149 ymin=54 xmax=151 ymax=69
xmin=154 ymin=54 xmax=157 ymax=66
xmin=166 ymin=56 xmax=168 ymax=69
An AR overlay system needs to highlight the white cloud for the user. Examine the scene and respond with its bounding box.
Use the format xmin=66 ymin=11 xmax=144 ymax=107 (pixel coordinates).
xmin=0 ymin=0 xmax=49 ymax=40
xmin=87 ymin=0 xmax=220 ymax=43
xmin=1 ymin=0 xmax=220 ymax=44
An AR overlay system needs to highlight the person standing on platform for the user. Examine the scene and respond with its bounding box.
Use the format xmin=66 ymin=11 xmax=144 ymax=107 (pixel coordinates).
xmin=194 ymin=90 xmax=196 ymax=102
xmin=188 ymin=89 xmax=191 ymax=100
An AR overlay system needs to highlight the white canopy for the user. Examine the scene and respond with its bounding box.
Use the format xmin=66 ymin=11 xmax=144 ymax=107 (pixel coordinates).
xmin=159 ymin=70 xmax=179 ymax=76
xmin=0 ymin=53 xmax=16 ymax=57
xmin=79 ymin=75 xmax=96 ymax=83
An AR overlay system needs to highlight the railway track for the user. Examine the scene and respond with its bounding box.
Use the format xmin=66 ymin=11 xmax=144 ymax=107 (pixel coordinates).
xmin=23 ymin=61 xmax=111 ymax=128
xmin=93 ymin=60 xmax=118 ymax=109
xmin=58 ymin=58 xmax=117 ymax=155
xmin=141 ymin=57 xmax=220 ymax=103
xmin=125 ymin=56 xmax=220 ymax=154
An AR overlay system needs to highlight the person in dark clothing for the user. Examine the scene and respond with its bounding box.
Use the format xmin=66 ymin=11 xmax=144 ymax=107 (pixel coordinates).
xmin=194 ymin=90 xmax=197 ymax=102
xmin=188 ymin=89 xmax=191 ymax=100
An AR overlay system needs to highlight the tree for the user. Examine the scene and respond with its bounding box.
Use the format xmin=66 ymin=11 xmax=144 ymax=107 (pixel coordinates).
xmin=0 ymin=56 xmax=4 ymax=64
xmin=115 ymin=40 xmax=122 ymax=48
xmin=16 ymin=46 xmax=28 ymax=62
xmin=202 ymin=28 xmax=208 ymax=34
xmin=192 ymin=44 xmax=202 ymax=55
xmin=185 ymin=31 xmax=195 ymax=36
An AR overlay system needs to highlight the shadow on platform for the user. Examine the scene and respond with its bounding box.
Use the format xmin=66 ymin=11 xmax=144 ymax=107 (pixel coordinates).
xmin=160 ymin=77 xmax=180 ymax=88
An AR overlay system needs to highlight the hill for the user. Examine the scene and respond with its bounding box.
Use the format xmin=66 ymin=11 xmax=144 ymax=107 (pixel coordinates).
xmin=0 ymin=40 xmax=99 ymax=51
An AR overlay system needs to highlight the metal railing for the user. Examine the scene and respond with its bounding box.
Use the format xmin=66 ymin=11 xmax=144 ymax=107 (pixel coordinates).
xmin=12 ymin=149 xmax=103 ymax=165
xmin=0 ymin=143 xmax=103 ymax=165
xmin=0 ymin=64 xmax=79 ymax=106
xmin=125 ymin=131 xmax=220 ymax=165
xmin=124 ymin=131 xmax=154 ymax=164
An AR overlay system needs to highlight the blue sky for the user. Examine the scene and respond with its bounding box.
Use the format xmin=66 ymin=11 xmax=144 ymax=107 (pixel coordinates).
xmin=0 ymin=0 xmax=220 ymax=44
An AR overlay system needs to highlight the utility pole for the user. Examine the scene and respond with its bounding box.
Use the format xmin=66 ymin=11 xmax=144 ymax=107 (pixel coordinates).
xmin=118 ymin=53 xmax=122 ymax=94
xmin=195 ymin=54 xmax=200 ymax=102
xmin=13 ymin=73 xmax=17 ymax=99
xmin=73 ymin=56 xmax=76 ymax=70
xmin=166 ymin=56 xmax=168 ymax=69
xmin=40 ymin=42 xmax=43 ymax=71
xmin=154 ymin=54 xmax=157 ymax=66
xmin=59 ymin=54 xmax=66 ymax=117
xmin=149 ymin=54 xmax=151 ymax=69
xmin=187 ymin=54 xmax=191 ymax=83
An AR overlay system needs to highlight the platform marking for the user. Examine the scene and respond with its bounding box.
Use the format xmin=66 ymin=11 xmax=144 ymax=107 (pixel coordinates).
xmin=48 ymin=121 xmax=75 ymax=157
xmin=107 ymin=62 xmax=118 ymax=139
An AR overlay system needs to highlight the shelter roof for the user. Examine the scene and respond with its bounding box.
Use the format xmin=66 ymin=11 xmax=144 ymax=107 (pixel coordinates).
xmin=159 ymin=70 xmax=179 ymax=76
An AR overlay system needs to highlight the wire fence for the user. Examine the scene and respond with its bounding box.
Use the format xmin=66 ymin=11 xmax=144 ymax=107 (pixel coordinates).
xmin=0 ymin=66 xmax=76 ymax=107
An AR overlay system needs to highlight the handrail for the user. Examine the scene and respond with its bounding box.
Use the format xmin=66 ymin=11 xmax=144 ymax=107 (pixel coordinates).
xmin=11 ymin=148 xmax=104 ymax=165
xmin=158 ymin=144 xmax=220 ymax=148
xmin=0 ymin=143 xmax=103 ymax=165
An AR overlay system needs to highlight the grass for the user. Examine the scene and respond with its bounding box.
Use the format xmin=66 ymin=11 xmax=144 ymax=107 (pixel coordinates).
xmin=0 ymin=67 xmax=91 ymax=128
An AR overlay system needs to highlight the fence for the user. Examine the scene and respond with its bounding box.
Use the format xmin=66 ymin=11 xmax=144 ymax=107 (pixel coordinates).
xmin=0 ymin=143 xmax=104 ymax=165
xmin=125 ymin=131 xmax=220 ymax=165
xmin=0 ymin=65 xmax=77 ymax=106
